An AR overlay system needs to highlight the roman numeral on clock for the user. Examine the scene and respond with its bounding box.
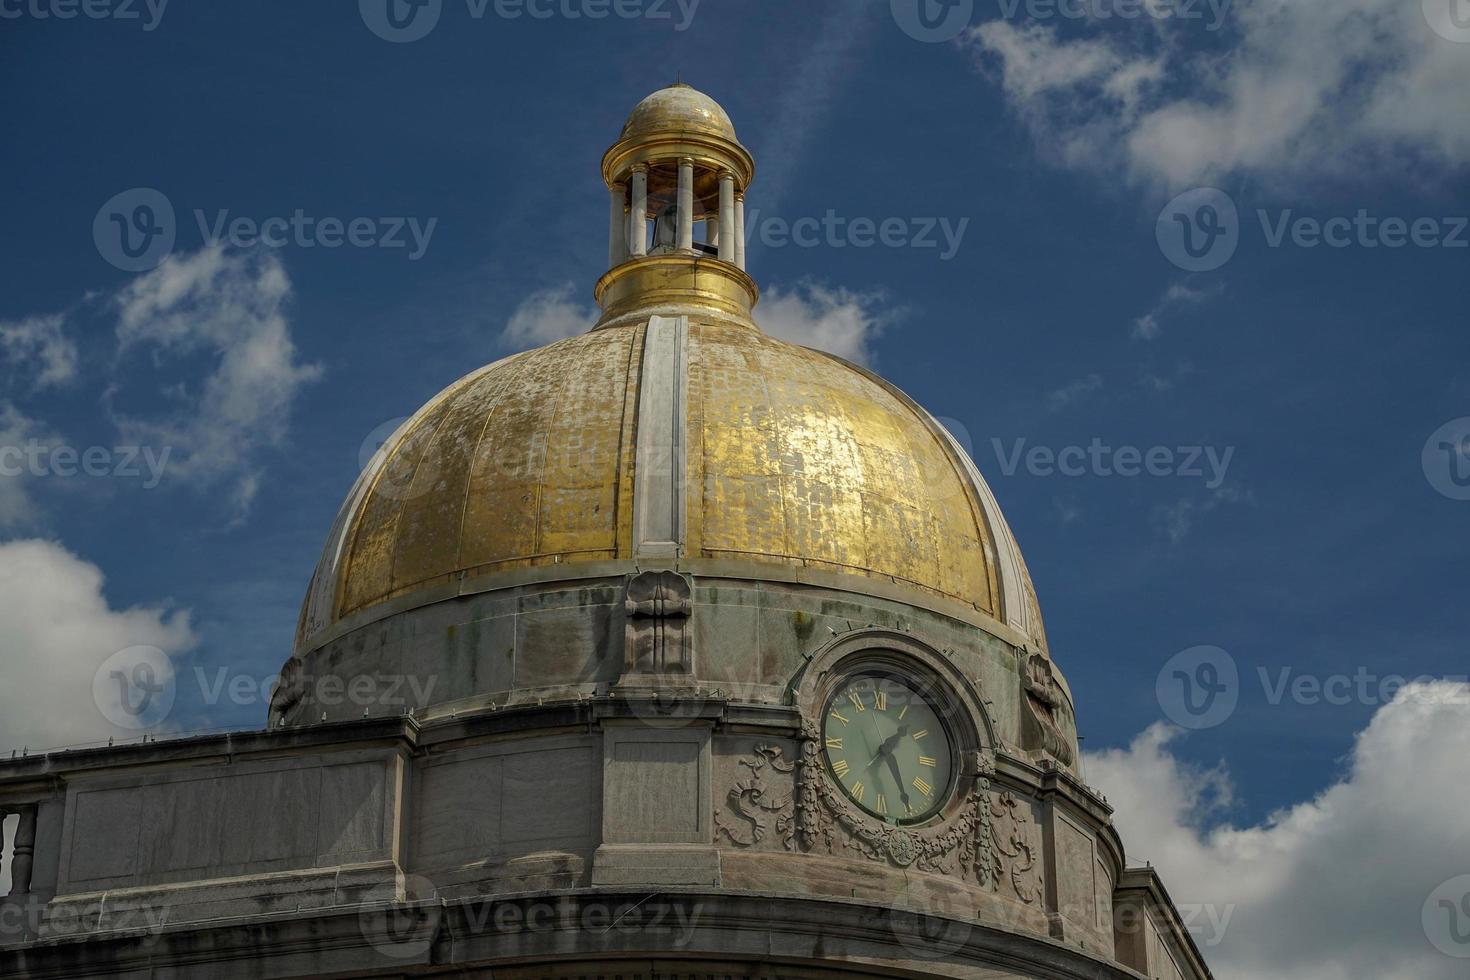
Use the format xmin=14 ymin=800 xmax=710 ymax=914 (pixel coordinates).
xmin=825 ymin=737 xmax=843 ymax=749
xmin=912 ymin=776 xmax=933 ymax=796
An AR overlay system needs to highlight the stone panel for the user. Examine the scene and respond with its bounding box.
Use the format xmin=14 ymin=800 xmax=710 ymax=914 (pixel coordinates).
xmin=60 ymin=755 xmax=393 ymax=892
xmin=66 ymin=787 xmax=141 ymax=881
xmin=602 ymin=726 xmax=708 ymax=845
xmin=1052 ymin=810 xmax=1098 ymax=943
xmin=413 ymin=736 xmax=597 ymax=872
xmin=319 ymin=762 xmax=388 ymax=861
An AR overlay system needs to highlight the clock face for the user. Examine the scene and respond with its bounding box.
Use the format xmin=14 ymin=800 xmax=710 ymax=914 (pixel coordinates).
xmin=821 ymin=672 xmax=955 ymax=825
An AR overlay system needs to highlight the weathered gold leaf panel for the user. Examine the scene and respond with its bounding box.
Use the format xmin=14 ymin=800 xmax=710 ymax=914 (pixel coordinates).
xmin=317 ymin=314 xmax=1002 ymax=644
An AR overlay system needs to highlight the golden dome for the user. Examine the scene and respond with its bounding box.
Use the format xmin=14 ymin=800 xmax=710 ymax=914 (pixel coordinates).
xmin=620 ymin=83 xmax=738 ymax=142
xmin=297 ymin=315 xmax=1049 ymax=656
xmin=296 ymin=85 xmax=1048 ymax=660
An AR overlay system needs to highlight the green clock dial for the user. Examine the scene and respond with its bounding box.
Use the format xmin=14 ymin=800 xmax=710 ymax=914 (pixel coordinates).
xmin=821 ymin=672 xmax=955 ymax=825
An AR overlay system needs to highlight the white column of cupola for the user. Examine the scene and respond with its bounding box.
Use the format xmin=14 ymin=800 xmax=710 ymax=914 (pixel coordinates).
xmin=605 ymin=158 xmax=747 ymax=273
xmin=717 ymin=173 xmax=736 ymax=265
xmin=628 ymin=166 xmax=649 ymax=258
xmin=676 ymin=159 xmax=694 ymax=252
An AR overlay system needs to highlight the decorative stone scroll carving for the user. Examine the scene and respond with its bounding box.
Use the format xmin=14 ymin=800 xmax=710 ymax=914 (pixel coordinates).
xmin=623 ymin=570 xmax=693 ymax=678
xmin=989 ymin=791 xmax=1043 ymax=905
xmin=1019 ymin=651 xmax=1076 ymax=768
xmin=719 ymin=722 xmax=1051 ymax=897
xmin=269 ymin=655 xmax=306 ymax=721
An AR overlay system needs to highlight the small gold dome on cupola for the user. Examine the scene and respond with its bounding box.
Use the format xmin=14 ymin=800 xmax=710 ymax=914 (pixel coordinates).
xmin=620 ymin=82 xmax=739 ymax=142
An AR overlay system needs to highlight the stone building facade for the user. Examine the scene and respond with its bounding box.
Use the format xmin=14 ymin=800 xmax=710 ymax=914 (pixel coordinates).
xmin=0 ymin=85 xmax=1214 ymax=980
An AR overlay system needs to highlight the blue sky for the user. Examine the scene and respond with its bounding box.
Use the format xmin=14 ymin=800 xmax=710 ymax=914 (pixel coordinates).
xmin=3 ymin=3 xmax=1469 ymax=973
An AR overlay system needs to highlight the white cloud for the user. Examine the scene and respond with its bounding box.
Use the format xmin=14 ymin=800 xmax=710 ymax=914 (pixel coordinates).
xmin=0 ymin=539 xmax=196 ymax=757
xmin=966 ymin=0 xmax=1470 ymax=187
xmin=758 ymin=282 xmax=891 ymax=366
xmin=0 ymin=402 xmax=62 ymax=530
xmin=1087 ymin=681 xmax=1470 ymax=979
xmin=0 ymin=314 xmax=77 ymax=389
xmin=1153 ymin=482 xmax=1248 ymax=542
xmin=499 ymin=282 xmax=596 ymax=351
xmin=1045 ymin=372 xmax=1104 ymax=412
xmin=1133 ymin=281 xmax=1222 ymax=340
xmin=111 ymin=248 xmax=321 ymax=517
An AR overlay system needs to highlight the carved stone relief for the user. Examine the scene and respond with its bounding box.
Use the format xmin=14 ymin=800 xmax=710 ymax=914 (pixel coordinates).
xmin=1019 ymin=651 xmax=1076 ymax=768
xmin=989 ymin=791 xmax=1043 ymax=905
xmin=716 ymin=721 xmax=1046 ymax=906
xmin=623 ymin=570 xmax=693 ymax=678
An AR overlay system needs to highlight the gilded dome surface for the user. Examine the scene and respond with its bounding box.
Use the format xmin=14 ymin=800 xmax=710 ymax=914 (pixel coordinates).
xmin=297 ymin=317 xmax=1048 ymax=655
xmin=620 ymin=83 xmax=738 ymax=142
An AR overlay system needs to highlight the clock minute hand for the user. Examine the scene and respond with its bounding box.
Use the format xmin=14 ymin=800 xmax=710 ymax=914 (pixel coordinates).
xmin=884 ymin=753 xmax=913 ymax=814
